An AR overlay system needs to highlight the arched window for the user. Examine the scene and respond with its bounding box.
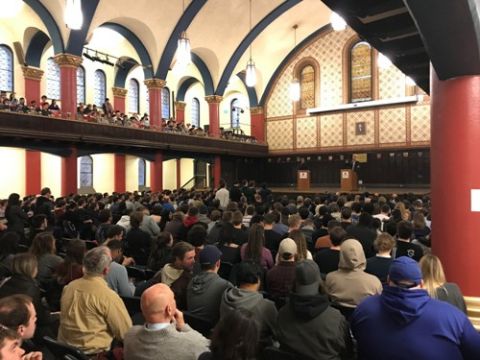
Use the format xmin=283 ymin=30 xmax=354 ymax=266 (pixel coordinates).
xmin=128 ymin=78 xmax=139 ymax=114
xmin=191 ymin=97 xmax=200 ymax=127
xmin=93 ymin=69 xmax=106 ymax=107
xmin=350 ymin=41 xmax=372 ymax=102
xmin=162 ymin=87 xmax=170 ymax=119
xmin=138 ymin=158 xmax=146 ymax=187
xmin=79 ymin=155 xmax=93 ymax=188
xmin=0 ymin=45 xmax=13 ymax=92
xmin=145 ymin=87 xmax=150 ymax=114
xmin=76 ymin=66 xmax=85 ymax=104
xmin=300 ymin=65 xmax=315 ymax=109
xmin=46 ymin=57 xmax=61 ymax=100
xmin=230 ymin=98 xmax=240 ymax=128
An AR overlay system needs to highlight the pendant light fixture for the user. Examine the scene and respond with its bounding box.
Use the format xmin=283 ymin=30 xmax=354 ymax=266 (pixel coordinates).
xmin=330 ymin=11 xmax=346 ymax=31
xmin=245 ymin=0 xmax=257 ymax=87
xmin=176 ymin=0 xmax=192 ymax=67
xmin=65 ymin=0 xmax=83 ymax=30
xmin=289 ymin=25 xmax=300 ymax=102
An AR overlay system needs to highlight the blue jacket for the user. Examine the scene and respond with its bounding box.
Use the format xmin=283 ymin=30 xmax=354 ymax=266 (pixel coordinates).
xmin=351 ymin=286 xmax=480 ymax=360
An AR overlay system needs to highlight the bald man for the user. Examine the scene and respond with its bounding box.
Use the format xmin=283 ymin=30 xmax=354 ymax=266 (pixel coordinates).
xmin=123 ymin=284 xmax=209 ymax=360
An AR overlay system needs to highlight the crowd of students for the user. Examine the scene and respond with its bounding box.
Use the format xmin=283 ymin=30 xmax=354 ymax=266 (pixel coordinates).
xmin=0 ymin=183 xmax=478 ymax=359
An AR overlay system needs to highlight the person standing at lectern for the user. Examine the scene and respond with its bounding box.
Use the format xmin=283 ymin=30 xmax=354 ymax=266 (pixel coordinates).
xmin=351 ymin=154 xmax=360 ymax=172
xmin=298 ymin=158 xmax=308 ymax=171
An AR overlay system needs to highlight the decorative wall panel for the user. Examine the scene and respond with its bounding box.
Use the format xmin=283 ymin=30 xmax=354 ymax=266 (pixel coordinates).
xmin=379 ymin=66 xmax=406 ymax=99
xmin=267 ymin=119 xmax=294 ymax=150
xmin=320 ymin=114 xmax=343 ymax=147
xmin=379 ymin=108 xmax=406 ymax=144
xmin=296 ymin=116 xmax=317 ymax=149
xmin=411 ymin=105 xmax=431 ymax=142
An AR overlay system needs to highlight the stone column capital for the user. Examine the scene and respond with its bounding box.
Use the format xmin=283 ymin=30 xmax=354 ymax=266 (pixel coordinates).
xmin=250 ymin=106 xmax=264 ymax=115
xmin=53 ymin=53 xmax=83 ymax=68
xmin=144 ymin=78 xmax=166 ymax=89
xmin=175 ymin=101 xmax=186 ymax=110
xmin=205 ymin=95 xmax=223 ymax=104
xmin=112 ymin=87 xmax=128 ymax=97
xmin=22 ymin=66 xmax=44 ymax=80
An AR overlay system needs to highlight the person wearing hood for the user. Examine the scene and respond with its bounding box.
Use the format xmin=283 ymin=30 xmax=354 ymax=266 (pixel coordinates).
xmin=277 ymin=260 xmax=354 ymax=360
xmin=187 ymin=246 xmax=233 ymax=325
xmin=351 ymin=256 xmax=480 ymax=360
xmin=220 ymin=261 xmax=277 ymax=349
xmin=325 ymin=239 xmax=382 ymax=309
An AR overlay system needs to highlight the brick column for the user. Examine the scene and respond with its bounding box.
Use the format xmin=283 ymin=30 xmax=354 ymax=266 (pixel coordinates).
xmin=150 ymin=151 xmax=163 ymax=192
xmin=205 ymin=95 xmax=223 ymax=137
xmin=112 ymin=87 xmax=127 ymax=114
xmin=144 ymin=79 xmax=165 ymax=130
xmin=175 ymin=101 xmax=186 ymax=123
xmin=54 ymin=53 xmax=82 ymax=119
xmin=25 ymin=150 xmax=41 ymax=196
xmin=114 ymin=154 xmax=126 ymax=193
xmin=62 ymin=147 xmax=78 ymax=196
xmin=250 ymin=106 xmax=265 ymax=143
xmin=22 ymin=66 xmax=44 ymax=105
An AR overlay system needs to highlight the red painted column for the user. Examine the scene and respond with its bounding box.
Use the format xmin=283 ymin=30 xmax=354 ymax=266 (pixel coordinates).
xmin=250 ymin=106 xmax=265 ymax=143
xmin=112 ymin=87 xmax=127 ymax=113
xmin=175 ymin=101 xmax=186 ymax=123
xmin=145 ymin=79 xmax=165 ymax=130
xmin=54 ymin=54 xmax=82 ymax=119
xmin=22 ymin=67 xmax=43 ymax=105
xmin=213 ymin=155 xmax=221 ymax=189
xmin=25 ymin=150 xmax=41 ymax=196
xmin=431 ymin=70 xmax=480 ymax=297
xmin=176 ymin=158 xmax=181 ymax=189
xmin=114 ymin=154 xmax=126 ymax=193
xmin=150 ymin=151 xmax=163 ymax=192
xmin=61 ymin=147 xmax=78 ymax=196
xmin=205 ymin=95 xmax=222 ymax=137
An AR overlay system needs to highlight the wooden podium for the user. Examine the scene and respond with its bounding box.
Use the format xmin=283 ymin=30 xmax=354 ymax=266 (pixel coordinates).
xmin=340 ymin=169 xmax=358 ymax=192
xmin=297 ymin=170 xmax=310 ymax=190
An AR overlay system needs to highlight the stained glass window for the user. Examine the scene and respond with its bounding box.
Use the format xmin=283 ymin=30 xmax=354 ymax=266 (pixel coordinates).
xmin=0 ymin=45 xmax=13 ymax=92
xmin=162 ymin=87 xmax=170 ymax=119
xmin=350 ymin=41 xmax=372 ymax=102
xmin=300 ymin=65 xmax=315 ymax=109
xmin=145 ymin=86 xmax=149 ymax=114
xmin=76 ymin=66 xmax=85 ymax=104
xmin=191 ymin=97 xmax=200 ymax=127
xmin=79 ymin=156 xmax=93 ymax=188
xmin=93 ymin=69 xmax=106 ymax=107
xmin=46 ymin=57 xmax=61 ymax=100
xmin=128 ymin=78 xmax=139 ymax=114
xmin=230 ymin=98 xmax=240 ymax=128
xmin=138 ymin=158 xmax=146 ymax=187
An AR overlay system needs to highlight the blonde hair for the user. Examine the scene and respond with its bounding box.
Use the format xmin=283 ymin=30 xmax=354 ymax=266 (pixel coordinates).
xmin=419 ymin=254 xmax=446 ymax=299
xmin=289 ymin=229 xmax=308 ymax=261
xmin=394 ymin=202 xmax=411 ymax=221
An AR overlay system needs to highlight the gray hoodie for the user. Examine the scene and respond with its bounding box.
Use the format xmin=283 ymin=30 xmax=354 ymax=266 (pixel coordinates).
xmin=220 ymin=287 xmax=277 ymax=347
xmin=186 ymin=272 xmax=232 ymax=324
xmin=325 ymin=239 xmax=382 ymax=307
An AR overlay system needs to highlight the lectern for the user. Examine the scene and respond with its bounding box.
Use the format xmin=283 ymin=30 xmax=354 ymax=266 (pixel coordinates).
xmin=297 ymin=170 xmax=310 ymax=190
xmin=340 ymin=169 xmax=358 ymax=192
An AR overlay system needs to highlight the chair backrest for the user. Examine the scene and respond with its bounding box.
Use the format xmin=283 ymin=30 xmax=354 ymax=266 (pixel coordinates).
xmin=262 ymin=346 xmax=298 ymax=360
xmin=43 ymin=336 xmax=89 ymax=360
xmin=126 ymin=266 xmax=147 ymax=281
xmin=120 ymin=295 xmax=142 ymax=317
xmin=183 ymin=310 xmax=214 ymax=338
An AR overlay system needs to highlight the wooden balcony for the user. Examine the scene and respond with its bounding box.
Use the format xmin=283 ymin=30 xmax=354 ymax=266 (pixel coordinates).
xmin=0 ymin=112 xmax=268 ymax=157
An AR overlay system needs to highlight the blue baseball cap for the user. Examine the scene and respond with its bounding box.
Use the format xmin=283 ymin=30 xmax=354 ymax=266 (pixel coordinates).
xmin=389 ymin=256 xmax=423 ymax=286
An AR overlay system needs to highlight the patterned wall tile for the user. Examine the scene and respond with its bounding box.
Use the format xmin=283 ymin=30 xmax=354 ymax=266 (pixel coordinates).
xmin=296 ymin=116 xmax=317 ymax=148
xmin=379 ymin=66 xmax=406 ymax=99
xmin=346 ymin=111 xmax=375 ymax=145
xmin=411 ymin=105 xmax=431 ymax=142
xmin=267 ymin=119 xmax=294 ymax=150
xmin=379 ymin=108 xmax=406 ymax=143
xmin=320 ymin=114 xmax=343 ymax=147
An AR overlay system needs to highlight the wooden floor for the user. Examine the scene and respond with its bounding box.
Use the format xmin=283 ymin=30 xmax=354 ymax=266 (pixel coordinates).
xmin=271 ymin=186 xmax=430 ymax=196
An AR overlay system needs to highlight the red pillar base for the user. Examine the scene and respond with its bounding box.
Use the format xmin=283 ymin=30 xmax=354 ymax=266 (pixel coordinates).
xmin=250 ymin=106 xmax=265 ymax=143
xmin=150 ymin=152 xmax=163 ymax=192
xmin=54 ymin=54 xmax=82 ymax=119
xmin=175 ymin=101 xmax=186 ymax=123
xmin=145 ymin=79 xmax=165 ymax=129
xmin=205 ymin=95 xmax=222 ymax=137
xmin=23 ymin=66 xmax=44 ymax=106
xmin=114 ymin=154 xmax=126 ymax=193
xmin=431 ymin=70 xmax=480 ymax=297
xmin=112 ymin=87 xmax=127 ymax=114
xmin=25 ymin=150 xmax=41 ymax=196
xmin=62 ymin=147 xmax=78 ymax=196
